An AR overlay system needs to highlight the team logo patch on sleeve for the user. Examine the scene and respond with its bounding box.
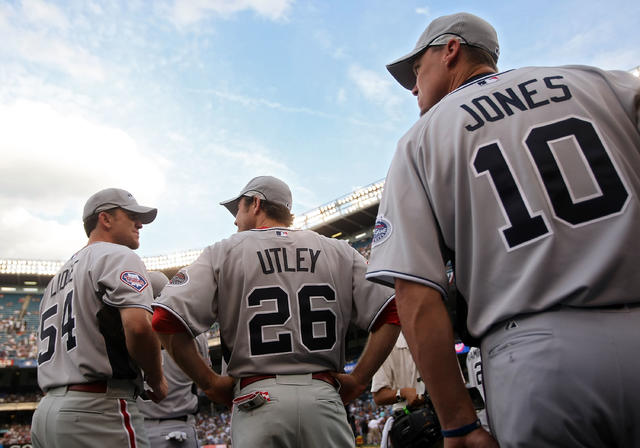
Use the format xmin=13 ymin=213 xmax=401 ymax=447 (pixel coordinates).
xmin=372 ymin=217 xmax=392 ymax=247
xmin=120 ymin=271 xmax=148 ymax=292
xmin=168 ymin=271 xmax=189 ymax=286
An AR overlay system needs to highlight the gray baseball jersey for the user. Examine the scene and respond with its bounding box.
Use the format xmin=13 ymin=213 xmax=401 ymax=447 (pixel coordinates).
xmin=154 ymin=227 xmax=394 ymax=377
xmin=139 ymin=333 xmax=210 ymax=419
xmin=37 ymin=242 xmax=154 ymax=391
xmin=367 ymin=66 xmax=640 ymax=337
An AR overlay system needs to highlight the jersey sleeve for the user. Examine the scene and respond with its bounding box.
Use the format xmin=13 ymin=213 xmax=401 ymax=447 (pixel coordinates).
xmin=152 ymin=245 xmax=219 ymax=337
xmin=350 ymin=247 xmax=395 ymax=332
xmin=90 ymin=245 xmax=154 ymax=311
xmin=366 ymin=122 xmax=449 ymax=298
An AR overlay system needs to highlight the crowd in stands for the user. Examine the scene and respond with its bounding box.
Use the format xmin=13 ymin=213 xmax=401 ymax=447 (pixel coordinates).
xmin=196 ymin=408 xmax=233 ymax=446
xmin=0 ymin=423 xmax=31 ymax=446
xmin=0 ymin=392 xmax=42 ymax=404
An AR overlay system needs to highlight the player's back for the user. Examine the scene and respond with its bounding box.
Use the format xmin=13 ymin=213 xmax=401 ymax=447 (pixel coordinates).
xmin=37 ymin=242 xmax=151 ymax=391
xmin=419 ymin=65 xmax=640 ymax=336
xmin=217 ymin=228 xmax=390 ymax=376
xmin=159 ymin=228 xmax=393 ymax=378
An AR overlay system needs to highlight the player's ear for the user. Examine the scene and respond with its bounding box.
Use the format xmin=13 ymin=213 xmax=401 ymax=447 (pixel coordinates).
xmin=98 ymin=210 xmax=113 ymax=229
xmin=443 ymin=38 xmax=461 ymax=66
xmin=252 ymin=197 xmax=262 ymax=215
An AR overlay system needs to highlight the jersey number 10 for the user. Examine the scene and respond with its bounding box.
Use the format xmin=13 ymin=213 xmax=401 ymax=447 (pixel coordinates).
xmin=473 ymin=117 xmax=629 ymax=250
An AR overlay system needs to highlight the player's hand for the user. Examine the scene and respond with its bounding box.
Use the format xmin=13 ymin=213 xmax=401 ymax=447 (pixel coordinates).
xmin=331 ymin=372 xmax=367 ymax=404
xmin=444 ymin=428 xmax=499 ymax=448
xmin=146 ymin=375 xmax=169 ymax=403
xmin=202 ymin=374 xmax=235 ymax=408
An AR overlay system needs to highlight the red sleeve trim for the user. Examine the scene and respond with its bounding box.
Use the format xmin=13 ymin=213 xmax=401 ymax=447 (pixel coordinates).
xmin=152 ymin=307 xmax=188 ymax=334
xmin=371 ymin=298 xmax=400 ymax=331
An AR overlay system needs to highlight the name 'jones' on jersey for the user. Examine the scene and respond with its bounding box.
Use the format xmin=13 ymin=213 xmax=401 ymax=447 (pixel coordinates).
xmin=460 ymin=75 xmax=572 ymax=132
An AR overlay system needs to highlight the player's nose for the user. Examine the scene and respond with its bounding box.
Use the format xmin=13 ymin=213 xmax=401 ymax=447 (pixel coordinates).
xmin=411 ymin=84 xmax=418 ymax=96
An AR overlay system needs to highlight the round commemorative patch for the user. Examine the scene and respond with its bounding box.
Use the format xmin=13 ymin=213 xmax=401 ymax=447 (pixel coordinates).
xmin=371 ymin=217 xmax=392 ymax=248
xmin=168 ymin=270 xmax=189 ymax=286
xmin=120 ymin=271 xmax=148 ymax=292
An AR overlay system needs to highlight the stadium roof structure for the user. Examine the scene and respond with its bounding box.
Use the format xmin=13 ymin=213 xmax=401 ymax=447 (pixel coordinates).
xmin=293 ymin=179 xmax=384 ymax=238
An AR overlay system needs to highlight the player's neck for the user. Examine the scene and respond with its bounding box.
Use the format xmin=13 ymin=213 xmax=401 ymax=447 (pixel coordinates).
xmin=254 ymin=216 xmax=288 ymax=230
xmin=451 ymin=64 xmax=497 ymax=92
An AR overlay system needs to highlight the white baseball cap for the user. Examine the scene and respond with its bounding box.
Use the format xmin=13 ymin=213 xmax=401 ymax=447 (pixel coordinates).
xmin=220 ymin=176 xmax=292 ymax=217
xmin=82 ymin=188 xmax=157 ymax=224
xmin=387 ymin=12 xmax=500 ymax=90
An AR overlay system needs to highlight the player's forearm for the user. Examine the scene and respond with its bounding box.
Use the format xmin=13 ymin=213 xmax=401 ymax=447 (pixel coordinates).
xmin=395 ymin=279 xmax=477 ymax=430
xmin=157 ymin=332 xmax=218 ymax=391
xmin=373 ymin=387 xmax=398 ymax=406
xmin=121 ymin=309 xmax=163 ymax=383
xmin=351 ymin=323 xmax=400 ymax=385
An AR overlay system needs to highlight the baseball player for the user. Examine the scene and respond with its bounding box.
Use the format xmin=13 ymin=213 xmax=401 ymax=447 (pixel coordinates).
xmin=31 ymin=188 xmax=168 ymax=448
xmin=139 ymin=271 xmax=210 ymax=448
xmin=367 ymin=11 xmax=640 ymax=448
xmin=152 ymin=175 xmax=400 ymax=448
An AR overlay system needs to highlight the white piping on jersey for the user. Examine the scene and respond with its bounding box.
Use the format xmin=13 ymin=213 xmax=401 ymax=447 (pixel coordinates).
xmin=367 ymin=293 xmax=396 ymax=333
xmin=151 ymin=302 xmax=198 ymax=338
xmin=366 ymin=270 xmax=447 ymax=300
xmin=248 ymin=227 xmax=296 ymax=232
xmin=432 ymin=70 xmax=516 ymax=109
xmin=102 ymin=300 xmax=153 ymax=313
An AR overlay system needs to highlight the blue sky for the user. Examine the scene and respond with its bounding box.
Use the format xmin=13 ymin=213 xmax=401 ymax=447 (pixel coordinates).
xmin=1 ymin=0 xmax=638 ymax=260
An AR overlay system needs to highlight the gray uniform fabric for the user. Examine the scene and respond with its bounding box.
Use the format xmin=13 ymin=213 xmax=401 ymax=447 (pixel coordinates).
xmin=155 ymin=227 xmax=394 ymax=447
xmin=32 ymin=242 xmax=154 ymax=448
xmin=139 ymin=334 xmax=210 ymax=448
xmin=367 ymin=66 xmax=640 ymax=447
xmin=31 ymin=382 xmax=148 ymax=448
xmin=231 ymin=374 xmax=353 ymax=448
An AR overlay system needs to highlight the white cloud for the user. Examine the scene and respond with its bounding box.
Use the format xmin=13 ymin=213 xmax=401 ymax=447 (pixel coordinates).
xmin=170 ymin=0 xmax=294 ymax=26
xmin=0 ymin=22 xmax=106 ymax=81
xmin=21 ymin=0 xmax=69 ymax=30
xmin=416 ymin=7 xmax=430 ymax=16
xmin=0 ymin=209 xmax=84 ymax=260
xmin=347 ymin=64 xmax=401 ymax=112
xmin=0 ymin=99 xmax=169 ymax=258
